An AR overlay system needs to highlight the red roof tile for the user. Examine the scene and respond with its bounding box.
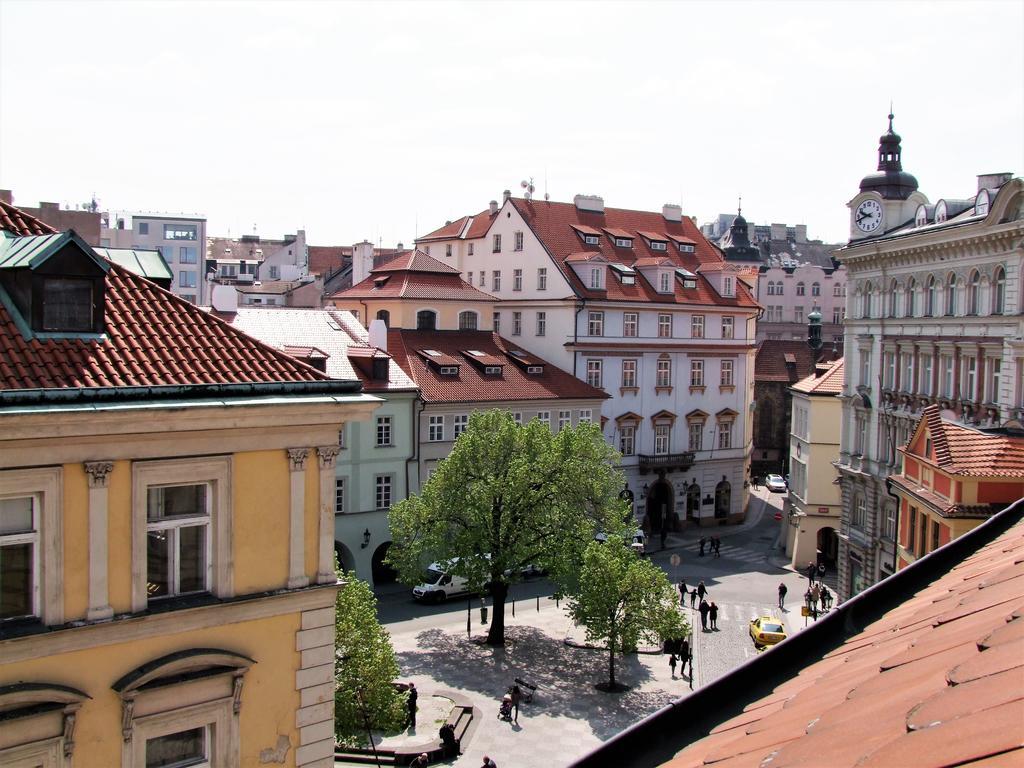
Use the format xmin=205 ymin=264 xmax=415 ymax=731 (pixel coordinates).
xmin=791 ymin=358 xmax=845 ymax=394
xmin=386 ymin=330 xmax=608 ymax=405
xmin=372 ymin=250 xmax=459 ymax=274
xmin=331 ymin=251 xmax=495 ymax=303
xmin=910 ymin=405 xmax=1024 ymax=478
xmin=1 ymin=266 xmax=329 ymax=391
xmin=0 ymin=200 xmax=58 ymax=236
xmin=417 ymin=215 xmax=470 ymax=241
xmin=756 ymin=340 xmax=840 ymax=383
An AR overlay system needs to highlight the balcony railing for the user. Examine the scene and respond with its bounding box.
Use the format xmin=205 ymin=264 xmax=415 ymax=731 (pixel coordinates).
xmin=638 ymin=452 xmax=695 ymax=474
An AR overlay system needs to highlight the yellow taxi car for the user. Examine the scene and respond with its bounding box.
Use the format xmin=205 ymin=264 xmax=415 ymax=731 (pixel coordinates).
xmin=749 ymin=616 xmax=788 ymax=648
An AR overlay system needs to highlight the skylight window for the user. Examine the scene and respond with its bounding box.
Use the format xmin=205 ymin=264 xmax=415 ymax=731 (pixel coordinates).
xmin=423 ymin=349 xmax=441 ymax=357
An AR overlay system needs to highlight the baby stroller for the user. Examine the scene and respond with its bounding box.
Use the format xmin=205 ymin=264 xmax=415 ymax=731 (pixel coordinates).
xmin=497 ymin=693 xmax=513 ymax=721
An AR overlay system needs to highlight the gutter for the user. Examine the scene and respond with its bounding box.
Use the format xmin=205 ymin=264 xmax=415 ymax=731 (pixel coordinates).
xmin=573 ymin=298 xmax=586 ymax=378
xmin=406 ymin=392 xmax=424 ymax=498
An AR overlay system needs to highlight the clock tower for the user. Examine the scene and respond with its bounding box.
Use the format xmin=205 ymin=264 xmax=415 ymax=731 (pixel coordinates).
xmin=848 ymin=113 xmax=927 ymax=242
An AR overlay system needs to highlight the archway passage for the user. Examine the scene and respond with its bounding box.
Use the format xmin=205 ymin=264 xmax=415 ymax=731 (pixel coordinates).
xmin=335 ymin=541 xmax=355 ymax=576
xmin=371 ymin=541 xmax=398 ymax=585
xmin=645 ymin=480 xmax=673 ymax=533
xmin=686 ymin=484 xmax=700 ymax=522
xmin=714 ymin=479 xmax=731 ymax=519
xmin=818 ymin=526 xmax=839 ymax=568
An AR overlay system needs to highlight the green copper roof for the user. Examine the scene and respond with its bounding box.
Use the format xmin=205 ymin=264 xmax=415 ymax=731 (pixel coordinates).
xmin=0 ymin=230 xmax=110 ymax=272
xmin=93 ymin=247 xmax=173 ymax=282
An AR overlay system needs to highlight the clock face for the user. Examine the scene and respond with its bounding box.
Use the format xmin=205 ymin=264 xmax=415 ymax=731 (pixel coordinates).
xmin=855 ymin=199 xmax=883 ymax=233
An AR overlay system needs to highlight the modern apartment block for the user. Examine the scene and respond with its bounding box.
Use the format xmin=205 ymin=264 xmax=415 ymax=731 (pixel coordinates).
xmin=101 ymin=209 xmax=207 ymax=303
xmin=833 ymin=114 xmax=1023 ymax=598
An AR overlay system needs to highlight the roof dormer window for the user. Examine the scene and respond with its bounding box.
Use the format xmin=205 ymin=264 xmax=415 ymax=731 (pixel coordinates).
xmin=584 ymin=234 xmax=600 ymax=245
xmin=659 ymin=272 xmax=672 ymax=293
xmin=975 ymin=189 xmax=990 ymax=217
xmin=40 ymin=277 xmax=96 ymax=332
xmin=614 ymin=237 xmax=633 ymax=248
xmin=678 ymin=243 xmax=695 ymax=253
xmin=590 ymin=267 xmax=604 ymax=289
xmin=527 ymin=365 xmax=543 ymax=374
xmin=485 ymin=366 xmax=501 ymax=375
xmin=650 ymin=241 xmax=667 ymax=251
xmin=609 ymin=263 xmax=636 ymax=285
xmin=439 ymin=366 xmax=458 ymax=375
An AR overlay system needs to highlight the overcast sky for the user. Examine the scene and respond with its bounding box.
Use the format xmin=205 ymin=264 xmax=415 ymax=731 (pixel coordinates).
xmin=2 ymin=1 xmax=1021 ymax=247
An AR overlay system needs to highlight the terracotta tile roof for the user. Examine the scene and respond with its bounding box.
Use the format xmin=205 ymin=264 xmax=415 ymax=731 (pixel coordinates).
xmin=307 ymin=245 xmax=350 ymax=277
xmin=386 ymin=330 xmax=608 ymax=405
xmin=756 ymin=340 xmax=839 ymax=384
xmin=331 ymin=252 xmax=495 ymax=303
xmin=221 ymin=307 xmax=416 ymax=393
xmin=912 ymin=404 xmax=1024 ymax=478
xmin=417 ymin=215 xmax=470 ymax=241
xmin=0 ymin=200 xmax=58 ymax=236
xmin=571 ymin=499 xmax=1024 ymax=768
xmin=791 ymin=357 xmax=845 ymax=394
xmin=1 ymin=266 xmax=330 ymax=392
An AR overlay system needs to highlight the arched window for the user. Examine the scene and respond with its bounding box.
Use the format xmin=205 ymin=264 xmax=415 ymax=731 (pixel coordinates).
xmin=811 ymin=282 xmax=821 ymax=297
xmin=888 ymin=279 xmax=899 ymax=318
xmin=375 ymin=309 xmax=390 ymax=326
xmin=925 ymin=275 xmax=936 ymax=317
xmin=458 ymin=310 xmax=478 ymax=330
xmin=416 ymin=309 xmax=437 ymax=330
xmin=905 ymin=279 xmax=916 ymax=317
xmin=993 ymin=266 xmax=1006 ymax=314
xmin=862 ymin=282 xmax=874 ymax=319
xmin=967 ymin=270 xmax=981 ymax=315
xmin=714 ymin=478 xmax=731 ymax=519
xmin=945 ymin=273 xmax=957 ymax=316
xmin=796 ymin=282 xmax=806 ymax=296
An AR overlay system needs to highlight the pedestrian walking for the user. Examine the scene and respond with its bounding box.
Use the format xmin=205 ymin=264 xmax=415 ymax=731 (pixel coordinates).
xmin=411 ymin=753 xmax=429 ymax=768
xmin=697 ymin=580 xmax=707 ymax=601
xmin=820 ymin=585 xmax=833 ymax=611
xmin=690 ymin=589 xmax=698 ymax=609
xmin=806 ymin=561 xmax=817 ymax=584
xmin=699 ymin=536 xmax=706 ymax=557
xmin=709 ymin=601 xmax=719 ymax=630
xmin=698 ymin=598 xmax=710 ymax=630
xmin=713 ymin=537 xmax=721 ymax=558
xmin=778 ymin=582 xmax=788 ymax=609
xmin=407 ymin=682 xmax=418 ymax=729
xmin=810 ymin=583 xmax=821 ymax=614
xmin=481 ymin=756 xmax=497 ymax=768
xmin=678 ymin=580 xmax=688 ymax=605
xmin=669 ymin=653 xmax=678 ymax=678
xmin=679 ymin=638 xmax=690 ymax=677
xmin=510 ymin=684 xmax=522 ymax=723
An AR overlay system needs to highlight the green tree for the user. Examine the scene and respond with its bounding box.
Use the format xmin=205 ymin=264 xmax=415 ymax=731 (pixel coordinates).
xmin=387 ymin=409 xmax=627 ymax=646
xmin=567 ymin=539 xmax=688 ymax=691
xmin=334 ymin=576 xmax=406 ymax=747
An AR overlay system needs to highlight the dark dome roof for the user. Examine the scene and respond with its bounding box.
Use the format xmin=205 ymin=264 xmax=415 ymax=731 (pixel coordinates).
xmin=859 ymin=170 xmax=920 ymax=200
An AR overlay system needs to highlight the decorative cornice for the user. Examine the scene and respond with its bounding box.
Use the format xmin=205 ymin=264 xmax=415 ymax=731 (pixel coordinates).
xmin=84 ymin=461 xmax=114 ymax=488
xmin=286 ymin=448 xmax=309 ymax=472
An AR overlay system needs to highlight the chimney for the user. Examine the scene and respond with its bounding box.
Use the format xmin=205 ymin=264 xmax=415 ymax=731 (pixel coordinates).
xmin=210 ymin=283 xmax=239 ymax=313
xmin=662 ymin=204 xmax=682 ymax=222
xmin=573 ymin=194 xmax=605 ymax=214
xmin=502 ymin=189 xmax=512 ymax=203
xmin=489 ymin=200 xmax=499 ymax=215
xmin=0 ymin=189 xmax=12 ymax=205
xmin=352 ymin=240 xmax=375 ymax=286
xmin=794 ymin=224 xmax=807 ymax=243
xmin=770 ymin=223 xmax=786 ymax=241
xmin=977 ymin=172 xmax=1012 ymax=192
xmin=368 ymin=318 xmax=388 ymax=351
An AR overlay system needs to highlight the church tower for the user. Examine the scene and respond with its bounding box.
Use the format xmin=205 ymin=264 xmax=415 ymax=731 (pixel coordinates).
xmin=847 ymin=113 xmax=928 ymax=242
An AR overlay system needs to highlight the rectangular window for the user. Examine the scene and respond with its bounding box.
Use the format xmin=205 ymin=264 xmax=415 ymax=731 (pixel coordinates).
xmin=884 ymin=504 xmax=896 ymax=540
xmin=335 ymin=479 xmax=345 ymax=514
xmin=586 ymin=359 xmax=602 ymax=388
xmin=375 ymin=476 xmax=393 ymax=510
xmin=514 ymin=231 xmax=524 ymax=251
xmin=961 ymin=356 xmax=977 ymax=400
xmin=536 ymin=311 xmax=546 ymax=336
xmin=659 ymin=273 xmax=671 ymax=293
xmin=492 ymin=234 xmax=502 ymax=253
xmin=656 ymin=358 xmax=671 ymax=387
xmin=537 ymin=411 xmax=551 ymax=428
xmin=145 ymin=725 xmax=209 ymax=768
xmin=723 ymin=276 xmax=734 ymax=296
xmin=623 ymin=312 xmax=638 ymax=337
xmin=269 ymin=266 xmax=279 ymax=279
xmin=492 ymin=270 xmax=501 ymax=291
xmin=468 ymin=243 xmax=474 ymax=256
xmin=718 ymin=422 xmax=732 ymax=449
xmin=854 ymin=416 xmax=867 ymax=455
xmin=479 ymin=271 xmax=485 ymax=287
xmin=941 ymin=355 xmax=954 ymax=398
xmin=158 ymin=244 xmax=175 ymax=263
xmin=467 ymin=271 xmax=473 ymax=285
xmin=445 ymin=243 xmax=453 ymax=258
xmin=41 ymin=277 xmax=94 ymax=332
xmin=907 ymin=506 xmax=917 ymax=552
xmin=493 ymin=312 xmax=500 ymax=334
xmin=513 ymin=268 xmax=523 ymax=291
xmin=453 ymin=414 xmax=468 ymax=438
xmin=690 ymin=360 xmax=704 ymax=387
xmin=861 ymin=352 xmax=872 ymax=388
xmin=176 ymin=246 xmax=197 ymax=265
xmin=619 ymin=425 xmax=635 ymax=456
xmin=722 ymin=316 xmax=734 ymax=339
xmin=901 ymin=352 xmax=915 ymax=393
xmin=558 ymin=410 xmax=571 ymax=430
xmin=179 ymin=270 xmax=197 ymax=288
xmin=376 ymin=416 xmax=393 ymax=447
xmin=164 ymin=224 xmax=198 ymax=240
xmin=833 ymin=308 xmax=843 ymax=324
xmin=691 ymin=315 xmax=705 ymax=338
xmin=658 ymin=314 xmax=672 ymax=338
xmin=654 ymin=424 xmax=670 ymax=455
xmin=578 ymin=409 xmax=592 ymax=423
xmin=920 ymin=355 xmax=933 ymax=396
xmin=537 ymin=268 xmax=547 ymax=290
xmin=883 ymin=352 xmax=895 ymax=389
xmin=590 ymin=267 xmax=603 ymax=289
xmin=622 ymin=359 xmax=637 ymax=388
xmin=987 ymin=359 xmax=1002 ymax=403
xmin=513 ymin=412 xmax=523 ymax=426
xmin=137 ymin=221 xmax=149 ymax=235
xmin=930 ymin=519 xmax=940 ymax=553
xmin=720 ymin=360 xmax=734 ymax=386
xmin=689 ymin=422 xmax=703 ymax=451
xmin=588 ymin=311 xmax=604 ymax=336
xmin=512 ymin=311 xmax=522 ymax=336
xmin=146 ymin=484 xmax=210 ymax=599
xmin=794 ymin=305 xmax=805 ymax=324
xmin=428 ymin=415 xmax=444 ymax=442
xmin=0 ymin=496 xmax=37 ymax=619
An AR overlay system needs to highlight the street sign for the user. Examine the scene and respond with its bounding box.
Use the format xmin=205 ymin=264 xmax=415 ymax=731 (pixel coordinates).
xmin=670 ymin=554 xmax=681 ymax=567
xmin=801 ymin=606 xmax=812 ymax=617
xmin=774 ymin=512 xmax=782 ymax=521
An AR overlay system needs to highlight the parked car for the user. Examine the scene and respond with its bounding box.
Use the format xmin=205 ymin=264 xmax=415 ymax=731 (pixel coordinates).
xmin=595 ymin=529 xmax=647 ymax=555
xmin=412 ymin=562 xmax=473 ymax=603
xmin=765 ymin=474 xmax=788 ymax=493
xmin=749 ymin=616 xmax=788 ymax=648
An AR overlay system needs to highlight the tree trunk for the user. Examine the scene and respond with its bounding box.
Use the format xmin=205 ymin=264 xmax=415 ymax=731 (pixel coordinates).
xmin=486 ymin=581 xmax=508 ymax=646
xmin=608 ymin=627 xmax=617 ymax=688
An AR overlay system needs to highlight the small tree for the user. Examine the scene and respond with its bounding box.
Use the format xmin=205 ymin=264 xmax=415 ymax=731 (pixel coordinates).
xmin=568 ymin=539 xmax=688 ymax=691
xmin=387 ymin=409 xmax=627 ymax=646
xmin=334 ymin=576 xmax=406 ymax=746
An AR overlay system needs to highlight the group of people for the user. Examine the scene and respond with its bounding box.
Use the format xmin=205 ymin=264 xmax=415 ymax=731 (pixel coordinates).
xmin=668 ymin=637 xmax=692 ymax=679
xmin=778 ymin=580 xmax=832 ymax=613
xmin=679 ymin=580 xmax=719 ymax=631
xmin=698 ymin=536 xmax=721 ymax=558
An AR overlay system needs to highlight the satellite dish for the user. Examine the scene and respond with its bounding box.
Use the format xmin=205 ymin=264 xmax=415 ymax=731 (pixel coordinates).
xmin=521 ymin=180 xmax=529 ymax=188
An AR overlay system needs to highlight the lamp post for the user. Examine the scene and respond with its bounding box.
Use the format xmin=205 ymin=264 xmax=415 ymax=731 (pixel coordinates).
xmin=807 ymin=305 xmax=823 ymax=375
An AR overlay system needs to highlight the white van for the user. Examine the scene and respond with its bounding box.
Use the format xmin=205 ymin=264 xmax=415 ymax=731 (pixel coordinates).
xmin=412 ymin=562 xmax=473 ymax=603
xmin=595 ymin=529 xmax=647 ymax=555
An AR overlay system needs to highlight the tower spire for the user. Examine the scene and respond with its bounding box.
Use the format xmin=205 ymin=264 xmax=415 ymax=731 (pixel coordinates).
xmin=737 ymin=194 xmax=742 ymax=217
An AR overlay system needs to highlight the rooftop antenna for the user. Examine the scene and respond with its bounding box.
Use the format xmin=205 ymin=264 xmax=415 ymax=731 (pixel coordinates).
xmin=738 ymin=194 xmax=742 ymax=216
xmin=544 ymin=168 xmax=549 ymax=201
xmin=520 ymin=177 xmax=536 ymax=201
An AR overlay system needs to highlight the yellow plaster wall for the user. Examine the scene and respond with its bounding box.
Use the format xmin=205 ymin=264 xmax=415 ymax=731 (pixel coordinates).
xmin=107 ymin=461 xmax=133 ymax=613
xmin=62 ymin=463 xmax=89 ymax=622
xmin=233 ymin=451 xmax=290 ymax=593
xmin=1 ymin=611 xmax=300 ymax=767
xmin=332 ymin=297 xmax=494 ymax=331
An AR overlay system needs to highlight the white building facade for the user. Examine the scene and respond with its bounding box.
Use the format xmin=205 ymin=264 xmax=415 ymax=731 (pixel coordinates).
xmin=834 ymin=115 xmax=1024 ymax=598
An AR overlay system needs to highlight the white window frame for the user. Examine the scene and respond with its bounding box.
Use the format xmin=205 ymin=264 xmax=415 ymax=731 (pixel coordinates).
xmin=590 ymin=267 xmax=603 ymax=289
xmin=658 ymin=313 xmax=672 ymax=338
xmin=622 ymin=359 xmax=637 ymax=388
xmin=127 ymin=697 xmax=236 ymax=768
xmin=512 ymin=311 xmax=522 ymax=336
xmin=558 ymin=410 xmax=571 ymax=431
xmin=578 ymin=409 xmax=593 ymax=424
xmin=721 ymin=316 xmax=734 ymax=339
xmin=537 ymin=411 xmax=551 ymax=429
xmin=492 ymin=270 xmax=501 ymax=291
xmin=720 ymin=360 xmax=734 ymax=387
xmin=537 ymin=267 xmax=547 ymax=290
xmin=586 ymin=359 xmax=602 ymax=388
xmin=619 ymin=425 xmax=636 ymax=456
xmin=536 ymin=311 xmax=546 ymax=336
xmin=335 ymin=478 xmax=346 ymax=514
xmin=492 ymin=234 xmax=501 ymax=253
xmin=588 ymin=311 xmax=604 ymax=336
xmin=453 ymin=414 xmax=469 ymax=438
xmin=659 ymin=273 xmax=671 ymax=293
xmin=623 ymin=312 xmax=638 ymax=337
xmin=691 ymin=315 xmax=705 ymax=338
xmin=145 ymin=483 xmax=213 ymax=601
xmin=376 ymin=416 xmax=393 ymax=447
xmin=375 ymin=475 xmax=393 ymax=510
xmin=690 ymin=360 xmax=704 ymax=387
xmin=688 ymin=422 xmax=703 ymax=452
xmin=131 ymin=457 xmax=232 ymax=612
xmin=428 ymin=415 xmax=445 ymax=442
xmin=717 ymin=421 xmax=732 ymax=449
xmin=513 ymin=268 xmax=523 ymax=291
xmin=654 ymin=424 xmax=670 ymax=455
xmin=514 ymin=231 xmax=524 ymax=251
xmin=656 ymin=357 xmax=671 ymax=387
xmin=0 ymin=494 xmax=40 ymax=621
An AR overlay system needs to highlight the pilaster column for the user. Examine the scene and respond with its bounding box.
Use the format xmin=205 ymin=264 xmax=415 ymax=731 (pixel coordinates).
xmin=84 ymin=461 xmax=114 ymax=621
xmin=316 ymin=447 xmax=340 ymax=584
xmin=287 ymin=449 xmax=310 ymax=589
